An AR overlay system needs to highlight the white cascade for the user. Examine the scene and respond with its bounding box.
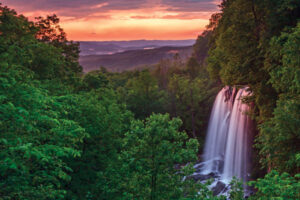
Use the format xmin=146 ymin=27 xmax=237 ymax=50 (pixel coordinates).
xmin=221 ymin=88 xmax=252 ymax=181
xmin=201 ymin=87 xmax=252 ymax=182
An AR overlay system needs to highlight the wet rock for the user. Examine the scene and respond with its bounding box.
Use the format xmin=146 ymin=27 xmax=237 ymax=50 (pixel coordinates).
xmin=197 ymin=154 xmax=204 ymax=161
xmin=193 ymin=158 xmax=224 ymax=174
xmin=190 ymin=172 xmax=218 ymax=182
xmin=194 ymin=163 xmax=205 ymax=172
xmin=215 ymin=160 xmax=224 ymax=172
xmin=212 ymin=181 xmax=226 ymax=196
xmin=244 ymin=187 xmax=256 ymax=199
xmin=174 ymin=164 xmax=181 ymax=170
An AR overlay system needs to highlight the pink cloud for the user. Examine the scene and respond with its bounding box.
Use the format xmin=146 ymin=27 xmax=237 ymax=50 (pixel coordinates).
xmin=1 ymin=0 xmax=220 ymax=40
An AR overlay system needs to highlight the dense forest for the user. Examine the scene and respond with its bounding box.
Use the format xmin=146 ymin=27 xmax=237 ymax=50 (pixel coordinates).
xmin=0 ymin=0 xmax=299 ymax=199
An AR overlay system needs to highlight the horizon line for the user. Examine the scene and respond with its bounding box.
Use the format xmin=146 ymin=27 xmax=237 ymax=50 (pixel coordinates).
xmin=76 ymin=39 xmax=196 ymax=42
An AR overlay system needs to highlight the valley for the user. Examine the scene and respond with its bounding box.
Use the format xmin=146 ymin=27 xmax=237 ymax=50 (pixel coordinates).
xmin=79 ymin=45 xmax=193 ymax=72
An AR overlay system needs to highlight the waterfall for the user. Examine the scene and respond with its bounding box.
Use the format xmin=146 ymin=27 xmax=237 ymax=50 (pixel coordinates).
xmin=202 ymin=86 xmax=252 ymax=182
xmin=202 ymin=87 xmax=232 ymax=173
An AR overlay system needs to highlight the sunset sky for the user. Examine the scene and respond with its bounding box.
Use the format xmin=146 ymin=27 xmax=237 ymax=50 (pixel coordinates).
xmin=2 ymin=0 xmax=221 ymax=41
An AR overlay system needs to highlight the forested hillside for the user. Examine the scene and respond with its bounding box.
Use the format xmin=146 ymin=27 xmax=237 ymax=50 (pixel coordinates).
xmin=79 ymin=46 xmax=192 ymax=72
xmin=79 ymin=40 xmax=195 ymax=56
xmin=0 ymin=0 xmax=299 ymax=199
xmin=204 ymin=0 xmax=300 ymax=198
xmin=206 ymin=0 xmax=300 ymax=176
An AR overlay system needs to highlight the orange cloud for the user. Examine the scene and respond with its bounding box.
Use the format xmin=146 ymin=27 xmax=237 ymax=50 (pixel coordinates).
xmin=1 ymin=0 xmax=221 ymax=41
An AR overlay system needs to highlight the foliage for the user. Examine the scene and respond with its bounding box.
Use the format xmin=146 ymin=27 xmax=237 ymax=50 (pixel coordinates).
xmin=0 ymin=5 xmax=82 ymax=83
xmin=0 ymin=64 xmax=87 ymax=199
xmin=229 ymin=177 xmax=244 ymax=200
xmin=193 ymin=30 xmax=212 ymax=66
xmin=256 ymin=22 xmax=300 ymax=174
xmin=1 ymin=1 xmax=300 ymax=199
xmin=207 ymin=0 xmax=262 ymax=86
xmin=206 ymin=0 xmax=300 ymax=176
xmin=121 ymin=70 xmax=167 ymax=119
xmin=117 ymin=114 xmax=199 ymax=200
xmin=266 ymin=22 xmax=300 ymax=95
xmin=249 ymin=171 xmax=300 ymax=200
xmin=257 ymin=96 xmax=300 ymax=173
xmin=59 ymin=90 xmax=133 ymax=199
xmin=168 ymin=74 xmax=218 ymax=139
xmin=181 ymin=177 xmax=226 ymax=200
xmin=81 ymin=71 xmax=109 ymax=90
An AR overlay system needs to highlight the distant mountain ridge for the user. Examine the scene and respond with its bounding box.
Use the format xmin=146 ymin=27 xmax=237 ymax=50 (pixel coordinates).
xmin=79 ymin=39 xmax=195 ymax=56
xmin=79 ymin=45 xmax=193 ymax=72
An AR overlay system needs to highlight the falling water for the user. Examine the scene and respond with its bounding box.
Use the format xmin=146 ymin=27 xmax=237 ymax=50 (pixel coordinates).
xmin=201 ymin=86 xmax=252 ymax=182
xmin=202 ymin=87 xmax=232 ymax=173
xmin=221 ymin=88 xmax=252 ymax=182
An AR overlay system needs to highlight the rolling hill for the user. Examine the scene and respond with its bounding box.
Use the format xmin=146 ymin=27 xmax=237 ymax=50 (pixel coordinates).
xmin=79 ymin=46 xmax=193 ymax=72
xmin=79 ymin=40 xmax=195 ymax=56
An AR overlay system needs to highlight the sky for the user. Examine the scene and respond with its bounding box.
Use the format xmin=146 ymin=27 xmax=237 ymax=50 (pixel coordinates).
xmin=1 ymin=0 xmax=221 ymax=41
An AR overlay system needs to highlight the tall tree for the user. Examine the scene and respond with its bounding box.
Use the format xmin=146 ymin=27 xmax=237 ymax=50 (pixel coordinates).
xmin=0 ymin=64 xmax=87 ymax=199
xmin=123 ymin=70 xmax=167 ymax=119
xmin=118 ymin=114 xmax=199 ymax=200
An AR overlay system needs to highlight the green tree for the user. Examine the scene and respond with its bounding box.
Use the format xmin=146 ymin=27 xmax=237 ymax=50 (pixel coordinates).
xmin=168 ymin=75 xmax=217 ymax=140
xmin=206 ymin=0 xmax=300 ymax=175
xmin=229 ymin=177 xmax=244 ymax=200
xmin=193 ymin=30 xmax=212 ymax=65
xmin=54 ymin=90 xmax=133 ymax=199
xmin=256 ymin=23 xmax=300 ymax=174
xmin=186 ymin=57 xmax=200 ymax=79
xmin=0 ymin=5 xmax=82 ymax=84
xmin=0 ymin=64 xmax=87 ymax=199
xmin=123 ymin=70 xmax=167 ymax=119
xmin=249 ymin=171 xmax=300 ymax=200
xmin=81 ymin=71 xmax=109 ymax=90
xmin=119 ymin=114 xmax=199 ymax=200
xmin=35 ymin=14 xmax=82 ymax=75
